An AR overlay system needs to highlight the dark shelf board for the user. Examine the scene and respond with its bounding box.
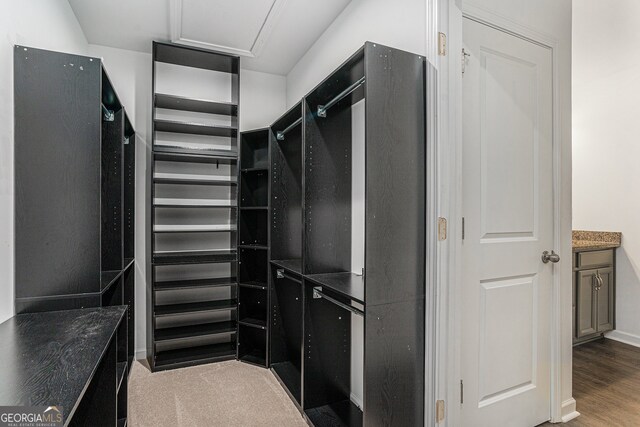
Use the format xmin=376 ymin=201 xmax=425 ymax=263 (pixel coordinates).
xmin=271 ymin=361 xmax=301 ymax=405
xmin=305 ymin=400 xmax=363 ymax=427
xmin=116 ymin=361 xmax=127 ymax=393
xmin=241 ymin=167 xmax=269 ymax=173
xmin=152 ymin=250 xmax=237 ymax=265
xmin=153 ymin=198 xmax=237 ymax=208
xmin=154 ymin=41 xmax=238 ymax=73
xmin=155 ymin=277 xmax=237 ymax=291
xmin=154 ymin=299 xmax=237 ymax=317
xmin=153 ymin=173 xmax=237 ymax=186
xmin=154 ymin=342 xmax=236 ymax=370
xmin=101 ymin=269 xmax=124 ymax=293
xmin=124 ymin=258 xmax=135 ymax=271
xmin=154 ymin=150 xmax=238 ymax=164
xmin=153 ymin=224 xmax=237 ymax=233
xmin=155 ymin=321 xmax=236 ymax=342
xmin=155 ymin=93 xmax=237 ymax=116
xmin=238 ymin=244 xmax=268 ymax=250
xmin=238 ymin=318 xmax=267 ymax=330
xmin=154 ymin=119 xmax=237 ymax=137
xmin=239 ymin=281 xmax=268 ymax=290
xmin=240 ymin=206 xmax=268 ymax=210
xmin=270 ymin=259 xmax=302 ymax=276
xmin=304 ymin=272 xmax=365 ymax=305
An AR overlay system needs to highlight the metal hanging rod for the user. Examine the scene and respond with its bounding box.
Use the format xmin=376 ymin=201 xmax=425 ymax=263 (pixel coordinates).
xmin=312 ymin=287 xmax=364 ymax=317
xmin=276 ymin=117 xmax=302 ymax=141
xmin=317 ymin=76 xmax=366 ymax=118
xmin=102 ymin=104 xmax=114 ymax=122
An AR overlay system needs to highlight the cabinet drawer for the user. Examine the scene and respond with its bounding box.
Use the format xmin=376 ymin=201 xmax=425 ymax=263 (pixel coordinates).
xmin=577 ymin=250 xmax=614 ymax=269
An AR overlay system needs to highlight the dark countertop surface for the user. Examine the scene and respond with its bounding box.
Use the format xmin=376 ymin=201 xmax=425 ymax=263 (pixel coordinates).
xmin=0 ymin=306 xmax=126 ymax=425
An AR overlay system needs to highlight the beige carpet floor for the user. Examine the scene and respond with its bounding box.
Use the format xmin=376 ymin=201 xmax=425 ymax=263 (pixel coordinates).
xmin=128 ymin=360 xmax=307 ymax=427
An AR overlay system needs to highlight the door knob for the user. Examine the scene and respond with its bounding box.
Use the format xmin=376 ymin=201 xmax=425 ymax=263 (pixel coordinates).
xmin=542 ymin=250 xmax=560 ymax=264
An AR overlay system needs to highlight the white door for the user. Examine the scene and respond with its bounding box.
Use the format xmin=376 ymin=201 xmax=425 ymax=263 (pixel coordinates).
xmin=461 ymin=17 xmax=554 ymax=427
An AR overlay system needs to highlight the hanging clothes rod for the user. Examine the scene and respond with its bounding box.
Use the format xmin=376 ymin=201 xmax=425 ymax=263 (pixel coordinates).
xmin=102 ymin=104 xmax=115 ymax=122
xmin=317 ymin=76 xmax=366 ymax=118
xmin=312 ymin=287 xmax=364 ymax=317
xmin=276 ymin=117 xmax=302 ymax=141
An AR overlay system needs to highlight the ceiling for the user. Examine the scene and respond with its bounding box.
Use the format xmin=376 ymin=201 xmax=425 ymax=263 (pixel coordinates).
xmin=68 ymin=0 xmax=352 ymax=75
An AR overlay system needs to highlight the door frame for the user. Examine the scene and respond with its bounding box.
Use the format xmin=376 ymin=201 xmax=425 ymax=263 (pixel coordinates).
xmin=432 ymin=0 xmax=575 ymax=424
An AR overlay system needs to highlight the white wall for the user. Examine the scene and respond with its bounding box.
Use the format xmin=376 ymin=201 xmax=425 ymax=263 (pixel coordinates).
xmin=0 ymin=0 xmax=89 ymax=323
xmin=89 ymin=44 xmax=286 ymax=357
xmin=573 ymin=1 xmax=640 ymax=345
xmin=285 ymin=0 xmax=427 ymax=106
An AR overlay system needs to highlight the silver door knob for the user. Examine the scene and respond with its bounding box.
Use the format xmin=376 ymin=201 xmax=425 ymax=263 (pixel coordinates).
xmin=542 ymin=250 xmax=560 ymax=264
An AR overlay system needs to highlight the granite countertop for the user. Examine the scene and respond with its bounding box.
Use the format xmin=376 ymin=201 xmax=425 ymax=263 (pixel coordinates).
xmin=0 ymin=306 xmax=126 ymax=425
xmin=572 ymin=230 xmax=622 ymax=252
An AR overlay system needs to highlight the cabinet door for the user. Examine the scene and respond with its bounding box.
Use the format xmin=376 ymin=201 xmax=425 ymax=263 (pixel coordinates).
xmin=576 ymin=269 xmax=597 ymax=338
xmin=596 ymin=267 xmax=614 ymax=332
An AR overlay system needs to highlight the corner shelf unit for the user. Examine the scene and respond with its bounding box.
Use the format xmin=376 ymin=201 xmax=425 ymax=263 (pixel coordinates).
xmin=148 ymin=42 xmax=240 ymax=371
xmin=266 ymin=42 xmax=427 ymax=427
xmin=237 ymin=129 xmax=271 ymax=367
xmin=14 ymin=46 xmax=137 ymax=427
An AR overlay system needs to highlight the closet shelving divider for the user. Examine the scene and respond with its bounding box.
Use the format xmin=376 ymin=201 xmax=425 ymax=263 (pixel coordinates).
xmin=237 ymin=128 xmax=271 ymax=367
xmin=267 ymin=42 xmax=427 ymax=427
xmin=148 ymin=42 xmax=241 ymax=371
xmin=14 ymin=46 xmax=137 ymax=427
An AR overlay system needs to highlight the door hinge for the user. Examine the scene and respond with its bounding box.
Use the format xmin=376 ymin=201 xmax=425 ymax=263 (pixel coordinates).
xmin=462 ymin=217 xmax=465 ymax=240
xmin=438 ymin=217 xmax=447 ymax=241
xmin=436 ymin=400 xmax=445 ymax=423
xmin=460 ymin=380 xmax=464 ymax=404
xmin=462 ymin=48 xmax=471 ymax=75
xmin=438 ymin=32 xmax=447 ymax=56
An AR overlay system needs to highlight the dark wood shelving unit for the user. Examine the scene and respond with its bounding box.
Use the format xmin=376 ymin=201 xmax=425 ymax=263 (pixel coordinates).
xmin=237 ymin=128 xmax=271 ymax=368
xmin=14 ymin=46 xmax=137 ymax=426
xmin=148 ymin=41 xmax=240 ymax=371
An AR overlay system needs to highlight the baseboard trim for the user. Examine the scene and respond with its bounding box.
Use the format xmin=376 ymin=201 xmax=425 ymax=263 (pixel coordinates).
xmin=606 ymin=330 xmax=640 ymax=348
xmin=135 ymin=349 xmax=147 ymax=360
xmin=561 ymin=398 xmax=579 ymax=423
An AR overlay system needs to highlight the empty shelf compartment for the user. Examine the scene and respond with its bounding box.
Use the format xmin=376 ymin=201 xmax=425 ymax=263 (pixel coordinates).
xmin=305 ymin=400 xmax=363 ymax=427
xmin=155 ymin=299 xmax=237 ymax=317
xmin=155 ymin=321 xmax=236 ymax=343
xmin=154 ymin=151 xmax=237 ymax=164
xmin=152 ymin=250 xmax=237 ymax=265
xmin=153 ymin=172 xmax=237 ymax=186
xmin=304 ymin=272 xmax=365 ymax=305
xmin=154 ymin=198 xmax=236 ymax=208
xmin=238 ymin=323 xmax=266 ymax=367
xmin=153 ymin=224 xmax=237 ymax=233
xmin=154 ymin=342 xmax=236 ymax=369
xmin=154 ymin=119 xmax=237 ymax=137
xmin=155 ymin=277 xmax=237 ymax=291
xmin=155 ymin=93 xmax=237 ymax=116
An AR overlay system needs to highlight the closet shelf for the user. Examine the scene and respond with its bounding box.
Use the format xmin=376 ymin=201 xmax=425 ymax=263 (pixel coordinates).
xmin=155 ymin=277 xmax=237 ymax=291
xmin=154 ymin=119 xmax=237 ymax=137
xmin=270 ymin=259 xmax=302 ymax=276
xmin=238 ymin=318 xmax=267 ymax=330
xmin=153 ymin=198 xmax=237 ymax=208
xmin=154 ymin=321 xmax=236 ymax=343
xmin=239 ymin=281 xmax=268 ymax=290
xmin=154 ymin=151 xmax=237 ymax=164
xmin=240 ymin=206 xmax=268 ymax=210
xmin=152 ymin=249 xmax=237 ymax=265
xmin=153 ymin=145 xmax=238 ymax=160
xmin=154 ymin=342 xmax=236 ymax=370
xmin=238 ymin=244 xmax=268 ymax=250
xmin=304 ymin=272 xmax=365 ymax=305
xmin=154 ymin=299 xmax=237 ymax=317
xmin=154 ymin=93 xmax=237 ymax=116
xmin=153 ymin=172 xmax=237 ymax=186
xmin=116 ymin=361 xmax=127 ymax=393
xmin=241 ymin=167 xmax=268 ymax=173
xmin=153 ymin=224 xmax=237 ymax=233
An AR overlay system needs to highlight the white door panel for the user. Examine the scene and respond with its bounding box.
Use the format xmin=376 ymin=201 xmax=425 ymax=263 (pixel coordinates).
xmin=462 ymin=17 xmax=554 ymax=427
